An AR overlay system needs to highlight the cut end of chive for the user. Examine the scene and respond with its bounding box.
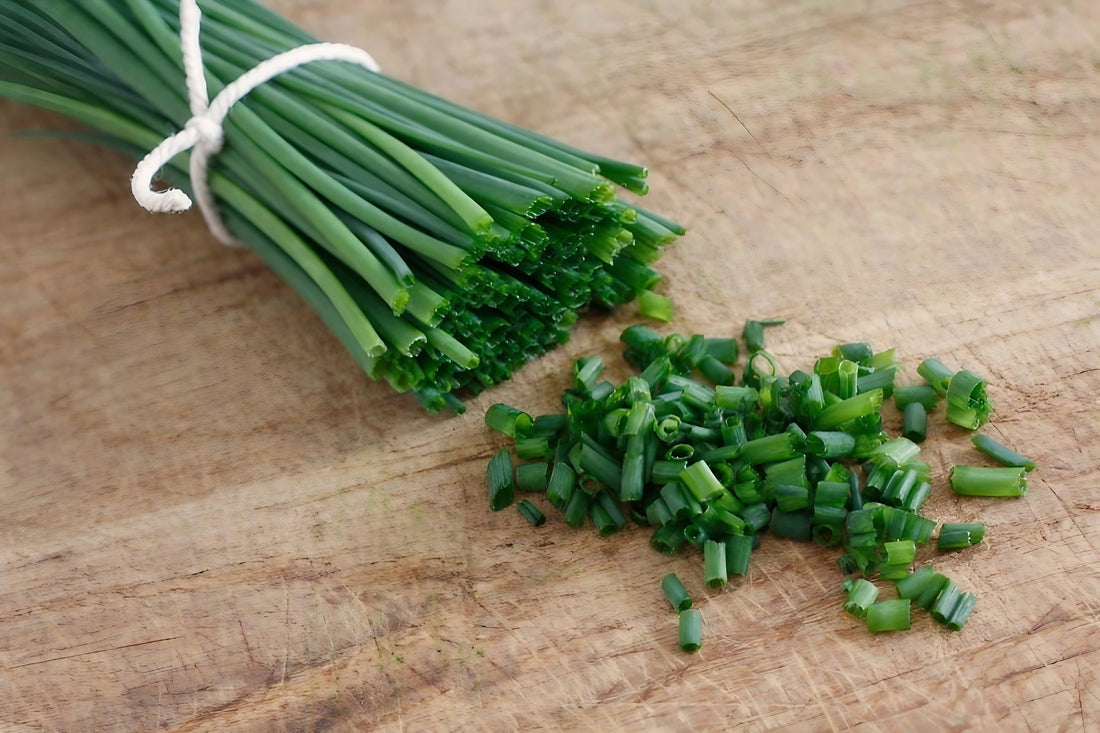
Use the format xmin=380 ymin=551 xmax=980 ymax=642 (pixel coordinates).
xmin=638 ymin=289 xmax=673 ymax=322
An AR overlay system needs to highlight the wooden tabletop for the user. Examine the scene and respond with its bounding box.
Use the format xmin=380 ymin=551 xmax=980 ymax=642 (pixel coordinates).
xmin=2 ymin=1 xmax=1098 ymax=730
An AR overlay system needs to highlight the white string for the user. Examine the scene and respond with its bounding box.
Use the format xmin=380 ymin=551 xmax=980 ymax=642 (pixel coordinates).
xmin=130 ymin=0 xmax=380 ymax=246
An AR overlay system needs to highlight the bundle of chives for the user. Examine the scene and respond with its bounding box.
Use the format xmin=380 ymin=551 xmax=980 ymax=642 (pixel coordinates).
xmin=0 ymin=0 xmax=681 ymax=412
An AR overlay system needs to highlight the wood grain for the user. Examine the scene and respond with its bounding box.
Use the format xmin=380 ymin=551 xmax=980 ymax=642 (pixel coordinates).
xmin=2 ymin=0 xmax=1099 ymax=730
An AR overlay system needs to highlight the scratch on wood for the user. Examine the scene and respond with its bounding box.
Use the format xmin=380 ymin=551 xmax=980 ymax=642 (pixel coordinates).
xmin=4 ymin=636 xmax=181 ymax=670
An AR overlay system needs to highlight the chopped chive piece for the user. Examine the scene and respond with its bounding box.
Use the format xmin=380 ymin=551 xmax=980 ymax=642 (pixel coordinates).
xmin=866 ymin=599 xmax=911 ymax=633
xmin=743 ymin=318 xmax=784 ymax=353
xmin=662 ymin=573 xmax=692 ymax=612
xmin=562 ymin=489 xmax=591 ymax=528
xmin=814 ymin=389 xmax=884 ymax=430
xmin=652 ymin=459 xmax=688 ymax=484
xmin=805 ymin=431 xmax=857 ymax=458
xmin=679 ymin=461 xmax=726 ymax=502
xmin=530 ymin=413 xmax=568 ymax=438
xmin=714 ymin=385 xmax=759 ymax=410
xmin=516 ymin=462 xmax=549 ymax=493
xmin=678 ymin=608 xmax=703 ymax=652
xmin=546 ymin=461 xmax=577 ymax=510
xmin=573 ymin=356 xmax=606 ymax=390
xmin=655 ymin=415 xmax=682 ymax=442
xmin=941 ymin=591 xmax=977 ymax=631
xmin=917 ymin=358 xmax=954 ymax=395
xmin=667 ymin=443 xmax=695 ymax=461
xmin=774 ymin=484 xmax=811 ymax=513
xmin=971 ymin=434 xmax=1036 ymax=471
xmin=945 ymin=369 xmax=992 ymax=429
xmin=770 ymin=509 xmax=812 ymax=542
xmin=856 ymin=365 xmax=897 ymax=396
xmin=638 ymin=289 xmax=673 ymax=321
xmin=883 ymin=539 xmax=916 ymax=565
xmin=842 ymin=578 xmax=879 ymax=618
xmin=487 ymin=448 xmax=515 ymax=511
xmin=901 ymin=403 xmax=927 ymax=443
xmin=517 ymin=499 xmax=546 ymax=526
xmin=705 ymin=337 xmax=740 ymax=364
xmin=650 ymin=522 xmax=687 ymax=554
xmin=703 ymin=539 xmax=728 ymax=588
xmin=739 ymin=432 xmax=802 ymax=465
xmin=915 ymin=573 xmax=950 ymax=611
xmin=725 ymin=534 xmax=753 ymax=576
xmin=949 ymin=465 xmax=1027 ymax=497
xmin=516 ymin=437 xmax=554 ymax=460
xmin=485 ymin=404 xmax=534 ymax=438
xmin=894 ymin=385 xmax=939 ymax=410
xmin=814 ymin=481 xmax=850 ymax=509
xmin=895 ymin=566 xmax=936 ymax=600
xmin=937 ymin=522 xmax=986 ymax=551
xmin=737 ymin=503 xmax=772 ymax=533
xmin=698 ymin=355 xmax=736 ymax=386
xmin=834 ymin=342 xmax=874 ymax=363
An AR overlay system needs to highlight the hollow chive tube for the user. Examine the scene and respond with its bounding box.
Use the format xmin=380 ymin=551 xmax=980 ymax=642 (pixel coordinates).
xmin=516 ymin=499 xmax=546 ymax=526
xmin=715 ymin=385 xmax=759 ymax=410
xmin=546 ymin=461 xmax=576 ymax=510
xmin=573 ymin=355 xmax=605 ymax=390
xmin=917 ymin=358 xmax=954 ymax=395
xmin=563 ymin=489 xmax=591 ymax=528
xmin=485 ymin=403 xmax=534 ymax=438
xmin=705 ymin=337 xmax=739 ymax=364
xmin=680 ymin=461 xmax=726 ymax=502
xmin=812 ymin=505 xmax=847 ymax=528
xmin=725 ymin=534 xmax=753 ymax=576
xmin=774 ymin=484 xmax=811 ymax=513
xmin=937 ymin=522 xmax=986 ymax=551
xmin=662 ymin=573 xmax=692 ymax=612
xmin=949 ymin=465 xmax=1027 ymax=497
xmin=620 ymin=439 xmax=647 ymax=503
xmin=683 ymin=523 xmax=711 ymax=549
xmin=579 ymin=442 xmax=622 ymax=494
xmin=971 ymin=434 xmax=1037 ymax=471
xmin=651 ymin=522 xmax=687 ymax=554
xmin=941 ymin=592 xmax=977 ymax=631
xmin=487 ymin=448 xmax=515 ymax=511
xmin=883 ymin=539 xmax=916 ymax=565
xmin=814 ymin=481 xmax=850 ymax=509
xmin=814 ymin=389 xmax=884 ymax=430
xmin=902 ymin=481 xmax=932 ymax=513
xmin=915 ymin=573 xmax=950 ymax=610
xmin=655 ymin=415 xmax=682 ymax=442
xmin=736 ymin=432 xmax=800 ymax=465
xmin=929 ymin=581 xmax=965 ymax=624
xmin=699 ymin=355 xmax=736 ymax=386
xmin=678 ymin=608 xmax=703 ymax=652
xmin=530 ymin=413 xmax=568 ymax=439
xmin=894 ymin=385 xmax=938 ymax=410
xmin=834 ymin=342 xmax=875 ymax=363
xmin=516 ymin=462 xmax=549 ymax=493
xmin=836 ymin=359 xmax=859 ymax=399
xmin=704 ymin=540 xmax=728 ymax=588
xmin=866 ymin=599 xmax=911 ymax=633
xmin=696 ymin=504 xmax=747 ymax=538
xmin=770 ymin=509 xmax=812 ymax=542
xmin=667 ymin=443 xmax=696 ymax=461
xmin=652 ymin=459 xmax=687 ymax=484
xmin=646 ymin=497 xmax=674 ymax=526
xmin=857 ymin=366 xmax=897 ymax=396
xmin=597 ymin=491 xmax=627 ymax=530
xmin=901 ymin=403 xmax=927 ymax=444
xmin=945 ymin=369 xmax=992 ymax=429
xmin=894 ymin=566 xmax=936 ymax=600
xmin=743 ymin=318 xmax=784 ymax=353
xmin=590 ymin=503 xmax=620 ymax=536
xmin=848 ymin=472 xmax=864 ymax=511
xmin=737 ymin=503 xmax=772 ymax=533
xmin=842 ymin=578 xmax=879 ymax=618
xmin=805 ymin=431 xmax=857 ymax=458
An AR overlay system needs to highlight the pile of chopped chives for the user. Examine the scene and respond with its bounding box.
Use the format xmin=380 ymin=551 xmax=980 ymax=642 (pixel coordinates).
xmin=486 ymin=322 xmax=1035 ymax=650
xmin=0 ymin=0 xmax=681 ymax=412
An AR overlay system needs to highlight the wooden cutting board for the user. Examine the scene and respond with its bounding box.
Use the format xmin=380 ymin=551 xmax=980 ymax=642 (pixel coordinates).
xmin=2 ymin=1 xmax=1098 ymax=730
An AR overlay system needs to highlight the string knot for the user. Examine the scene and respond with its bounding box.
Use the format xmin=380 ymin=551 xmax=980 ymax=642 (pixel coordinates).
xmin=130 ymin=0 xmax=381 ymax=246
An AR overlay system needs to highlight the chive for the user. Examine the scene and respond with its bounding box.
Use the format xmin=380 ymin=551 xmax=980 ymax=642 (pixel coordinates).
xmin=915 ymin=573 xmax=951 ymax=611
xmin=737 ymin=503 xmax=772 ymax=534
xmin=842 ymin=578 xmax=879 ymax=618
xmin=811 ymin=505 xmax=847 ymax=530
xmin=725 ymin=534 xmax=753 ymax=576
xmin=814 ymin=389 xmax=884 ymax=430
xmin=949 ymin=465 xmax=1027 ymax=497
xmin=971 ymin=434 xmax=1036 ymax=471
xmin=901 ymin=403 xmax=927 ymax=443
xmin=578 ymin=442 xmax=623 ymax=494
xmin=517 ymin=499 xmax=546 ymax=526
xmin=651 ymin=459 xmax=687 ymax=484
xmin=866 ymin=599 xmax=911 ymax=633
xmin=679 ymin=461 xmax=726 ymax=502
xmin=667 ymin=443 xmax=695 ymax=461
xmin=562 ymin=489 xmax=591 ymax=528
xmin=487 ymin=448 xmax=515 ymax=511
xmin=486 ymin=404 xmax=534 ymax=438
xmin=893 ymin=385 xmax=938 ymax=410
xmin=573 ymin=355 xmax=606 ymax=390
xmin=638 ymin=289 xmax=673 ymax=322
xmin=895 ymin=566 xmax=936 ymax=600
xmin=515 ymin=437 xmax=553 ymax=460
xmin=770 ymin=509 xmax=812 ymax=542
xmin=743 ymin=318 xmax=784 ymax=353
xmin=662 ymin=573 xmax=692 ymax=612
xmin=937 ymin=522 xmax=986 ymax=551
xmin=774 ymin=484 xmax=811 ymax=513
xmin=738 ymin=432 xmax=801 ymax=465
xmin=516 ymin=462 xmax=549 ymax=493
xmin=917 ymin=358 xmax=954 ymax=395
xmin=715 ymin=385 xmax=759 ymax=410
xmin=805 ymin=431 xmax=857 ymax=458
xmin=650 ymin=522 xmax=687 ymax=555
xmin=703 ymin=540 xmax=728 ymax=588
xmin=655 ymin=415 xmax=682 ymax=442
xmin=883 ymin=539 xmax=916 ymax=565
xmin=546 ymin=461 xmax=576 ymax=510
xmin=945 ymin=369 xmax=992 ymax=429
xmin=678 ymin=609 xmax=703 ymax=652
xmin=646 ymin=497 xmax=674 ymax=526
xmin=856 ymin=365 xmax=897 ymax=396
xmin=705 ymin=337 xmax=739 ymax=364
xmin=695 ymin=504 xmax=746 ymax=539
xmin=814 ymin=481 xmax=850 ymax=509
